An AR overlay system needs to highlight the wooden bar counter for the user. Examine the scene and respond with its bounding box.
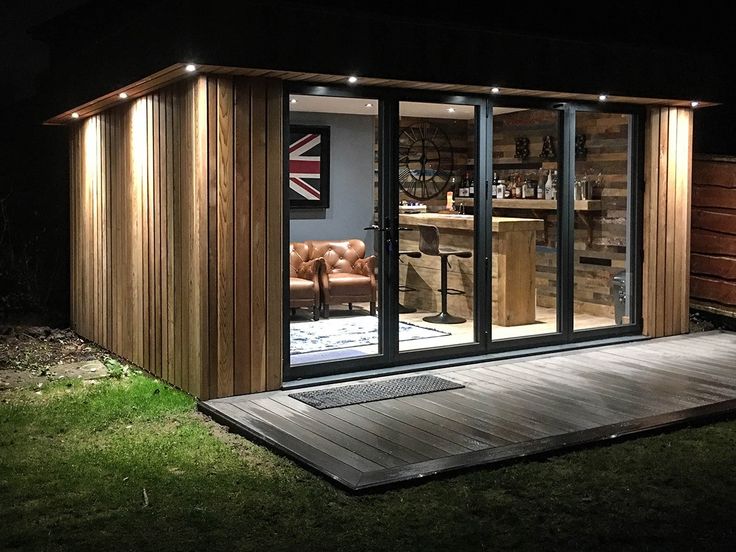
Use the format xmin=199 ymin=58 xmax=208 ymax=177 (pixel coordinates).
xmin=398 ymin=213 xmax=544 ymax=325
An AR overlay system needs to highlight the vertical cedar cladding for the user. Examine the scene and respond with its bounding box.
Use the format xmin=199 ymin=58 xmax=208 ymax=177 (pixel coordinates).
xmin=69 ymin=76 xmax=283 ymax=399
xmin=642 ymin=107 xmax=693 ymax=337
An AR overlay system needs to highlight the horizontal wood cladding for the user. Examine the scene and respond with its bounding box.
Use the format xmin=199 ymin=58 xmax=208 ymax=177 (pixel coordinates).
xmin=642 ymin=107 xmax=693 ymax=337
xmin=70 ymin=76 xmax=283 ymax=399
xmin=689 ymin=157 xmax=736 ymax=314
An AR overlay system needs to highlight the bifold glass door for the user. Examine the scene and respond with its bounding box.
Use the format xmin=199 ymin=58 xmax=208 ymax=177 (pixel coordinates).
xmin=287 ymin=93 xmax=387 ymax=371
xmin=285 ymin=87 xmax=641 ymax=380
xmin=395 ymin=100 xmax=484 ymax=358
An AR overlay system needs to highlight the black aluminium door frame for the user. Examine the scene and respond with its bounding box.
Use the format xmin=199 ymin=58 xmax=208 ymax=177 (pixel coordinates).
xmin=282 ymin=82 xmax=645 ymax=382
xmin=283 ymin=82 xmax=395 ymax=381
xmin=282 ymin=84 xmax=490 ymax=381
xmin=392 ymin=92 xmax=490 ymax=365
xmin=485 ymin=97 xmax=645 ymax=352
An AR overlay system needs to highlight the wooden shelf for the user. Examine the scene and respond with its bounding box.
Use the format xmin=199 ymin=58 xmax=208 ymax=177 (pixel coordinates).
xmin=491 ymin=199 xmax=601 ymax=211
xmin=493 ymin=161 xmax=558 ymax=171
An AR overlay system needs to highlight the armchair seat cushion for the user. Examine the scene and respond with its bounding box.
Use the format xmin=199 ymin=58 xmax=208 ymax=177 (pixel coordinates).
xmin=289 ymin=277 xmax=317 ymax=300
xmin=325 ymin=273 xmax=372 ymax=297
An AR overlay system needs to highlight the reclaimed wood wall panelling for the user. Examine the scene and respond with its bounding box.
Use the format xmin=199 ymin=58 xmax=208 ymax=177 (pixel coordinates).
xmin=71 ymin=75 xmax=284 ymax=399
xmin=642 ymin=107 xmax=693 ymax=337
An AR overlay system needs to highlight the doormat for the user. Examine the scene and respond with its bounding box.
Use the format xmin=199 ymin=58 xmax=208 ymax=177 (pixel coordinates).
xmin=289 ymin=316 xmax=450 ymax=355
xmin=288 ymin=374 xmax=464 ymax=410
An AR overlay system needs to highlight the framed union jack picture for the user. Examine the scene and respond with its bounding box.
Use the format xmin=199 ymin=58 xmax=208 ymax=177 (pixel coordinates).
xmin=289 ymin=125 xmax=330 ymax=209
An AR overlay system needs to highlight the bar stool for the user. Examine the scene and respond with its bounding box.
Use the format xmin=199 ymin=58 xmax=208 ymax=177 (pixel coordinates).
xmin=398 ymin=250 xmax=422 ymax=313
xmin=418 ymin=224 xmax=472 ymax=324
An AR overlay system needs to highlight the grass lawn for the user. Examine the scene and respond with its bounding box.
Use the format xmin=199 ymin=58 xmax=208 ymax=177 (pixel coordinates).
xmin=2 ymin=371 xmax=736 ymax=551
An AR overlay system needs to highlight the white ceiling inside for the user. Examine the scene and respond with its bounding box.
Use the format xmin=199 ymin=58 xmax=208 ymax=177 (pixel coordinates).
xmin=289 ymin=95 xmax=524 ymax=119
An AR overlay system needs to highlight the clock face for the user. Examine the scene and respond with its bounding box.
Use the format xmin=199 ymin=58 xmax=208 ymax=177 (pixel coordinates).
xmin=398 ymin=121 xmax=455 ymax=200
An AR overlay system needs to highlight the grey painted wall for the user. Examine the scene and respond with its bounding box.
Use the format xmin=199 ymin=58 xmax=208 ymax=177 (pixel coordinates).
xmin=289 ymin=111 xmax=375 ymax=253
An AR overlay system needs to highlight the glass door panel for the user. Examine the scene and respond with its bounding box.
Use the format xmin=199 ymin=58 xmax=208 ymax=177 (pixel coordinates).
xmin=573 ymin=111 xmax=634 ymax=330
xmin=288 ymin=94 xmax=383 ymax=367
xmin=491 ymin=107 xmax=561 ymax=341
xmin=397 ymin=101 xmax=479 ymax=353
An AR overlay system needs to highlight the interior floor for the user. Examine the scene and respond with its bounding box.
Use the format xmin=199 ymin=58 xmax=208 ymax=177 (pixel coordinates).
xmin=289 ymin=303 xmax=617 ymax=365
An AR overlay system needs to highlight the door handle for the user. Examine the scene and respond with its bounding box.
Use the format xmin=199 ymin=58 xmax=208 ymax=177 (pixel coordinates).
xmin=397 ymin=227 xmax=415 ymax=232
xmin=363 ymin=224 xmax=386 ymax=231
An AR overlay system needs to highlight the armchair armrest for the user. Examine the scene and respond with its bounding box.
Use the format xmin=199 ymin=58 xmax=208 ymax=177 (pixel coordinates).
xmin=296 ymin=257 xmax=324 ymax=281
xmin=354 ymin=255 xmax=376 ymax=278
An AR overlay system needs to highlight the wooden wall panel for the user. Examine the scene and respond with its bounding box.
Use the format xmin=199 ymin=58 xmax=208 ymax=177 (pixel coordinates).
xmin=70 ymin=76 xmax=284 ymax=399
xmin=642 ymin=107 xmax=693 ymax=337
xmin=690 ymin=156 xmax=736 ymax=316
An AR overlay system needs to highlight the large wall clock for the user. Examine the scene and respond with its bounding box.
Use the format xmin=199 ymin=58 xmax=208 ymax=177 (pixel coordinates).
xmin=398 ymin=121 xmax=455 ymax=200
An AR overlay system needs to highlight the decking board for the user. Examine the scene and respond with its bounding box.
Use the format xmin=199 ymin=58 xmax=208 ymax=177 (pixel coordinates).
xmin=200 ymin=331 xmax=736 ymax=490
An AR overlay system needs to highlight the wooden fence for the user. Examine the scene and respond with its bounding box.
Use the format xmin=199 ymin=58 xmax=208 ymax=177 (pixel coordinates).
xmin=690 ymin=155 xmax=736 ymax=316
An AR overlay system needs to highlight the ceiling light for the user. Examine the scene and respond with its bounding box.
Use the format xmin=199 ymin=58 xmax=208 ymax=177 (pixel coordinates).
xmin=290 ymin=98 xmax=297 ymax=104
xmin=185 ymin=64 xmax=196 ymax=72
xmin=119 ymin=92 xmax=128 ymax=99
xmin=447 ymin=107 xmax=456 ymax=113
xmin=691 ymin=100 xmax=700 ymax=108
xmin=71 ymin=112 xmax=80 ymax=119
xmin=598 ymin=94 xmax=608 ymax=102
xmin=491 ymin=87 xmax=500 ymax=94
xmin=365 ymin=102 xmax=373 ymax=107
xmin=347 ymin=75 xmax=358 ymax=84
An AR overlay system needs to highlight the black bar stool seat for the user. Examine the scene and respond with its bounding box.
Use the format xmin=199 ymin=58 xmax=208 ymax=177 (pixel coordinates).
xmin=418 ymin=224 xmax=472 ymax=324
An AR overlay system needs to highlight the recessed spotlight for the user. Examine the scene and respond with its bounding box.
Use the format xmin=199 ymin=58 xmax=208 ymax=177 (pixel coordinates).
xmin=491 ymin=87 xmax=500 ymax=94
xmin=347 ymin=75 xmax=358 ymax=84
xmin=691 ymin=100 xmax=700 ymax=108
xmin=598 ymin=94 xmax=608 ymax=102
xmin=185 ymin=64 xmax=196 ymax=72
xmin=447 ymin=107 xmax=456 ymax=113
xmin=289 ymin=98 xmax=297 ymax=104
xmin=365 ymin=102 xmax=373 ymax=107
xmin=119 ymin=92 xmax=128 ymax=99
xmin=71 ymin=112 xmax=80 ymax=119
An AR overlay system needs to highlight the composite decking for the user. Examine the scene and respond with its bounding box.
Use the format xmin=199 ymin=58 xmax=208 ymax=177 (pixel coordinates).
xmin=200 ymin=331 xmax=736 ymax=490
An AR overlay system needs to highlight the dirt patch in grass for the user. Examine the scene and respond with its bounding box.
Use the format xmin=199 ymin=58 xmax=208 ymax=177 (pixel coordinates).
xmin=0 ymin=326 xmax=112 ymax=390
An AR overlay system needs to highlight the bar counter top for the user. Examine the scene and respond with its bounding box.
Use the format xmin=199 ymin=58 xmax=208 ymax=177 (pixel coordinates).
xmin=399 ymin=213 xmax=544 ymax=233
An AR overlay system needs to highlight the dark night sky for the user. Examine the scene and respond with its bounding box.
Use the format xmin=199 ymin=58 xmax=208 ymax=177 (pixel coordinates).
xmin=3 ymin=1 xmax=734 ymax=105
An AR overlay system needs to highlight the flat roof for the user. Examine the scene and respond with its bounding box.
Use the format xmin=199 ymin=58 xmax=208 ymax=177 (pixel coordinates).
xmin=45 ymin=62 xmax=716 ymax=125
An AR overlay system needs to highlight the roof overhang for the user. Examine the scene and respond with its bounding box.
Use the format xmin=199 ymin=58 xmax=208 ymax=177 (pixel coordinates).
xmin=45 ymin=62 xmax=717 ymax=126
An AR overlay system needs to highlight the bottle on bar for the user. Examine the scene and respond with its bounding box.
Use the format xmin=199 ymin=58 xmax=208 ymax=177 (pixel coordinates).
xmin=537 ymin=170 xmax=545 ymax=199
xmin=551 ymin=170 xmax=559 ymax=201
xmin=491 ymin=172 xmax=498 ymax=198
xmin=544 ymin=170 xmax=553 ymax=200
xmin=469 ymin=174 xmax=475 ymax=198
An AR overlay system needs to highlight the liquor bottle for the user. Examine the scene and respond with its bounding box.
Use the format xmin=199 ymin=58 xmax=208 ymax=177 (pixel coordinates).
xmin=469 ymin=175 xmax=475 ymax=198
xmin=462 ymin=171 xmax=471 ymax=197
xmin=497 ymin=179 xmax=505 ymax=200
xmin=491 ymin=172 xmax=498 ymax=198
xmin=537 ymin=171 xmax=545 ymax=199
xmin=544 ymin=170 xmax=553 ymax=200
xmin=551 ymin=170 xmax=559 ymax=201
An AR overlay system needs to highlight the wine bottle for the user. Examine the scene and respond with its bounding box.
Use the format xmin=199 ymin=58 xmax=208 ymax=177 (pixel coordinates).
xmin=544 ymin=170 xmax=553 ymax=200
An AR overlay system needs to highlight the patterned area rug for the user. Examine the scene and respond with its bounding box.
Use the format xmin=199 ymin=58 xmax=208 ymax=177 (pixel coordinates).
xmin=289 ymin=374 xmax=464 ymax=409
xmin=290 ymin=316 xmax=450 ymax=355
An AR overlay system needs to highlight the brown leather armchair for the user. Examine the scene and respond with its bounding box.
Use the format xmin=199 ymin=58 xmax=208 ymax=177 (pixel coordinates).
xmin=306 ymin=239 xmax=376 ymax=318
xmin=289 ymin=242 xmax=323 ymax=320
